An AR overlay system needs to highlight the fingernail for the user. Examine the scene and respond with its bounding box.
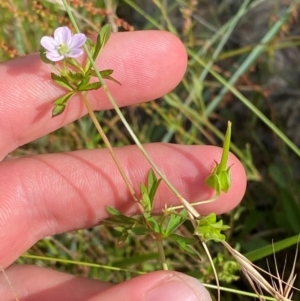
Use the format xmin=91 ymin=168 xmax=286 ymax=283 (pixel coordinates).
xmin=144 ymin=273 xmax=211 ymax=301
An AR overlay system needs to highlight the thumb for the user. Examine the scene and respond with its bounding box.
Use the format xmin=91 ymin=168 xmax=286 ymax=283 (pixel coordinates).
xmin=87 ymin=271 xmax=212 ymax=301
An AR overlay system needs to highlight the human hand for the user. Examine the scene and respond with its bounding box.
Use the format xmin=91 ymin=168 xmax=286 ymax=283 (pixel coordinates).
xmin=0 ymin=31 xmax=246 ymax=301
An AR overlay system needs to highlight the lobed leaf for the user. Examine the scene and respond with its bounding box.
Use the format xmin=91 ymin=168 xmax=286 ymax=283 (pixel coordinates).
xmin=163 ymin=209 xmax=188 ymax=236
xmin=195 ymin=213 xmax=230 ymax=242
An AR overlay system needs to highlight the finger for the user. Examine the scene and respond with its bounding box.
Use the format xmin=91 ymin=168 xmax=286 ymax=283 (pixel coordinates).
xmin=0 ymin=266 xmax=211 ymax=301
xmin=0 ymin=30 xmax=187 ymax=159
xmin=87 ymin=270 xmax=211 ymax=301
xmin=0 ymin=144 xmax=246 ymax=268
xmin=0 ymin=265 xmax=113 ymax=301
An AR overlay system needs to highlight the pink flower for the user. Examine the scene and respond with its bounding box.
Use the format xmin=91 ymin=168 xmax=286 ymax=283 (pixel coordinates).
xmin=40 ymin=26 xmax=87 ymax=62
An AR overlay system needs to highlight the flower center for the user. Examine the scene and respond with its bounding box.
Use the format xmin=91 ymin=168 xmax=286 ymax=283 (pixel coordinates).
xmin=57 ymin=43 xmax=70 ymax=55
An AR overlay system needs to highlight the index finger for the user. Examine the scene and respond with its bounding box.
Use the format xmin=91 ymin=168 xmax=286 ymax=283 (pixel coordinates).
xmin=0 ymin=30 xmax=187 ymax=159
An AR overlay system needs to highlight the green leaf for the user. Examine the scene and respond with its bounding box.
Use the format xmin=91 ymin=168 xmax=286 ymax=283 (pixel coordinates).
xmin=148 ymin=170 xmax=162 ymax=205
xmin=103 ymin=207 xmax=139 ymax=237
xmin=106 ymin=206 xmax=122 ymax=216
xmin=90 ymin=69 xmax=113 ymax=77
xmin=169 ymin=233 xmax=197 ymax=245
xmin=52 ymin=104 xmax=66 ymax=117
xmin=146 ymin=216 xmax=161 ymax=233
xmin=140 ymin=184 xmax=147 ymax=195
xmin=93 ymin=24 xmax=111 ymax=60
xmin=139 ymin=170 xmax=162 ymax=213
xmin=147 ymin=170 xmax=162 ymax=209
xmin=53 ymin=92 xmax=75 ymax=106
xmin=148 ymin=169 xmax=155 ymax=189
xmin=84 ymin=25 xmax=112 ymax=73
xmin=52 ymin=92 xmax=75 ymax=117
xmin=77 ymin=75 xmax=91 ymax=90
xmin=77 ymin=81 xmax=102 ymax=91
xmin=177 ymin=242 xmax=199 ymax=257
xmin=103 ymin=218 xmax=133 ymax=228
xmin=163 ymin=209 xmax=188 ymax=236
xmin=90 ymin=69 xmax=121 ymax=85
xmin=102 ymin=75 xmax=121 ymax=86
xmin=140 ymin=190 xmax=151 ymax=212
xmin=169 ymin=234 xmax=199 ymax=257
xmin=51 ymin=73 xmax=74 ymax=91
xmin=68 ymin=72 xmax=84 ymax=83
xmin=100 ymin=24 xmax=111 ymax=47
xmin=105 ymin=206 xmax=137 ymax=226
xmin=102 ymin=217 xmax=135 ymax=228
xmin=130 ymin=227 xmax=153 ymax=235
xmin=100 ymin=69 xmax=113 ymax=76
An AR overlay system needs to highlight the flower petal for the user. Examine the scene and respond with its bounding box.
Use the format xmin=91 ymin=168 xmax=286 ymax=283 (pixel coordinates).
xmin=40 ymin=36 xmax=57 ymax=52
xmin=66 ymin=48 xmax=84 ymax=58
xmin=46 ymin=52 xmax=64 ymax=62
xmin=69 ymin=33 xmax=87 ymax=49
xmin=54 ymin=26 xmax=72 ymax=45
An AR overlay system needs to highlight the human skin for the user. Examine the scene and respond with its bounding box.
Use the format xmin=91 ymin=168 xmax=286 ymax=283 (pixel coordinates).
xmin=0 ymin=30 xmax=247 ymax=301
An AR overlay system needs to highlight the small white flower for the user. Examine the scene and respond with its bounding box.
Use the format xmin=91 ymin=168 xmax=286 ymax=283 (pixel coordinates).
xmin=40 ymin=26 xmax=87 ymax=62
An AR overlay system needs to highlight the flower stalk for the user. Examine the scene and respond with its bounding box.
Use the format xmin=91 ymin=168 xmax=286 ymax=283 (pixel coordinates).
xmin=81 ymin=92 xmax=139 ymax=205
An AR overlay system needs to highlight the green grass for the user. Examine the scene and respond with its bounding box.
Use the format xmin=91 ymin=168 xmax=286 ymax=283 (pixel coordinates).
xmin=1 ymin=0 xmax=300 ymax=300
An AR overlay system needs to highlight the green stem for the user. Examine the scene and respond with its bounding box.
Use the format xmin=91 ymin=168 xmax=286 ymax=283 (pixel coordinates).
xmin=218 ymin=121 xmax=231 ymax=172
xmin=21 ymin=254 xmax=144 ymax=274
xmin=81 ymin=92 xmax=140 ymax=206
xmin=156 ymin=238 xmax=168 ymax=270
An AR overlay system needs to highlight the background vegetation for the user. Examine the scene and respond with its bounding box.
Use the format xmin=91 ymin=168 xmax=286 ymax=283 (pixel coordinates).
xmin=1 ymin=0 xmax=300 ymax=300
